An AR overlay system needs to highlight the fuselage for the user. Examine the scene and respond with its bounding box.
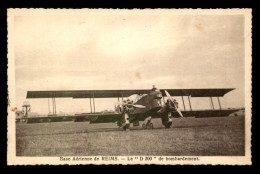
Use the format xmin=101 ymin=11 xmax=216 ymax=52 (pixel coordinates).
xmin=134 ymin=88 xmax=163 ymax=114
xmin=115 ymin=88 xmax=163 ymax=115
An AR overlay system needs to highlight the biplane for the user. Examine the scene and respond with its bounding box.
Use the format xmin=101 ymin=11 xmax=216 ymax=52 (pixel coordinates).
xmin=26 ymin=86 xmax=240 ymax=130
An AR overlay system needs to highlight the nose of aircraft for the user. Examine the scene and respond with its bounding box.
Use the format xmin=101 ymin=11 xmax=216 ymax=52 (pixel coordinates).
xmin=154 ymin=92 xmax=162 ymax=99
xmin=150 ymin=86 xmax=163 ymax=99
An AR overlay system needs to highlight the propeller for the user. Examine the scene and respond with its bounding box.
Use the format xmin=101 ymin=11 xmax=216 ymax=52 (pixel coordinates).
xmin=115 ymin=102 xmax=146 ymax=109
xmin=164 ymin=90 xmax=183 ymax=117
xmin=132 ymin=104 xmax=146 ymax=108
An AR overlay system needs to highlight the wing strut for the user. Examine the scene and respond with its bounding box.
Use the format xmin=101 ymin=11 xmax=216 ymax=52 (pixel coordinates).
xmin=48 ymin=98 xmax=50 ymax=114
xmin=52 ymin=98 xmax=54 ymax=115
xmin=182 ymin=96 xmax=186 ymax=111
xmin=188 ymin=96 xmax=192 ymax=111
xmin=121 ymin=93 xmax=123 ymax=102
xmin=217 ymin=97 xmax=222 ymax=110
xmin=54 ymin=98 xmax=56 ymax=114
xmin=47 ymin=98 xmax=55 ymax=115
xmin=209 ymin=97 xmax=213 ymax=109
xmin=93 ymin=93 xmax=95 ymax=113
xmin=90 ymin=97 xmax=92 ymax=113
xmin=210 ymin=97 xmax=215 ymax=110
xmin=51 ymin=98 xmax=56 ymax=115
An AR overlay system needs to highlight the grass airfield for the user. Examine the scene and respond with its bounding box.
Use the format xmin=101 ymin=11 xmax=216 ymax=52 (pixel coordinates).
xmin=16 ymin=115 xmax=245 ymax=156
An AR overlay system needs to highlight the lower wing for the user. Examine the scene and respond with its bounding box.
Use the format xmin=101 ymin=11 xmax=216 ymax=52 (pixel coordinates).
xmin=26 ymin=109 xmax=240 ymax=124
xmin=163 ymin=109 xmax=241 ymax=118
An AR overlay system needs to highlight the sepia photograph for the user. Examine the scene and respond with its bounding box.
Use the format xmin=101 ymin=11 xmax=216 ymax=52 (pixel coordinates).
xmin=7 ymin=9 xmax=252 ymax=165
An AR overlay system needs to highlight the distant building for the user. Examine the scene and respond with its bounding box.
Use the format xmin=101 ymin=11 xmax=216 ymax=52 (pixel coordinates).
xmin=15 ymin=110 xmax=26 ymax=123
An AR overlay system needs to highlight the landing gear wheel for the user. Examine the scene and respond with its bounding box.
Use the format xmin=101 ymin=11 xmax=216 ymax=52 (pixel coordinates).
xmin=122 ymin=124 xmax=130 ymax=131
xmin=165 ymin=122 xmax=172 ymax=129
xmin=148 ymin=123 xmax=153 ymax=129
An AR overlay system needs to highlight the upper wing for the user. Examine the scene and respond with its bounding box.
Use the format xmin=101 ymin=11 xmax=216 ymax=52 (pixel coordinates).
xmin=161 ymin=88 xmax=235 ymax=97
xmin=26 ymin=90 xmax=149 ymax=98
xmin=27 ymin=88 xmax=234 ymax=99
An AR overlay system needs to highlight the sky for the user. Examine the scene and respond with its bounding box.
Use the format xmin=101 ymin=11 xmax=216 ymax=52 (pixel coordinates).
xmin=14 ymin=13 xmax=245 ymax=115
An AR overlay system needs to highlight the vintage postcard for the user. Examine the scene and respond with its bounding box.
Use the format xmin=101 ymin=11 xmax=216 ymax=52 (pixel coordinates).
xmin=7 ymin=9 xmax=252 ymax=165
